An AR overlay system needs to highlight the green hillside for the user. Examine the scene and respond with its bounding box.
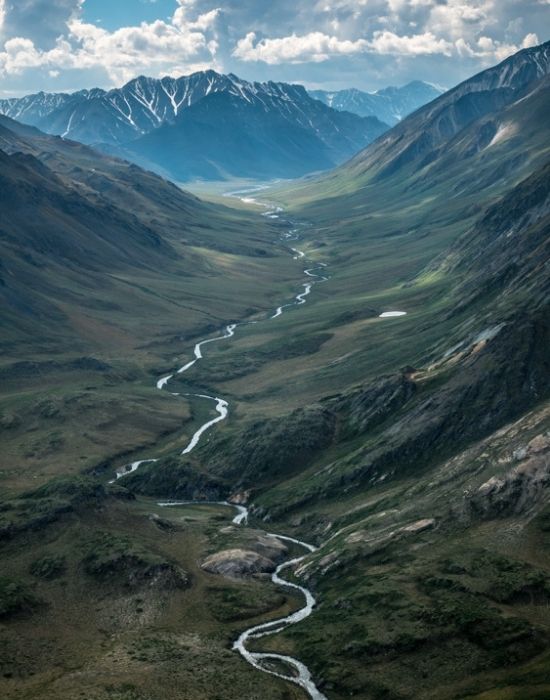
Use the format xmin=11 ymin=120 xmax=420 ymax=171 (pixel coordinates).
xmin=0 ymin=117 xmax=300 ymax=495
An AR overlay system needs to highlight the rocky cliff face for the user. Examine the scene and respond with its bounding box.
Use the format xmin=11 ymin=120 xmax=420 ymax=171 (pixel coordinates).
xmin=466 ymin=431 xmax=550 ymax=518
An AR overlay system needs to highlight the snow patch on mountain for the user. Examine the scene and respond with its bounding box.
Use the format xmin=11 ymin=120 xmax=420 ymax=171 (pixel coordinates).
xmin=487 ymin=122 xmax=517 ymax=148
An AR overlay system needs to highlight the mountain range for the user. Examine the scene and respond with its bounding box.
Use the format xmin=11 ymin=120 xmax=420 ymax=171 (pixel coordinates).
xmin=0 ymin=72 xmax=390 ymax=181
xmin=309 ymin=80 xmax=443 ymax=125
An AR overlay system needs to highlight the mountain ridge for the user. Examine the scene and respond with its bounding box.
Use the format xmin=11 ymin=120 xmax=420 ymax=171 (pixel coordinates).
xmin=280 ymin=39 xmax=550 ymax=224
xmin=119 ymin=85 xmax=387 ymax=181
xmin=0 ymin=71 xmax=393 ymax=181
xmin=347 ymin=39 xmax=550 ymax=182
xmin=309 ymin=80 xmax=443 ymax=125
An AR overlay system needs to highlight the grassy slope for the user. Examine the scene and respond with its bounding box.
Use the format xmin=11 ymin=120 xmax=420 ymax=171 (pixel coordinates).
xmin=0 ymin=122 xmax=301 ymax=495
xmin=0 ymin=483 xmax=304 ymax=700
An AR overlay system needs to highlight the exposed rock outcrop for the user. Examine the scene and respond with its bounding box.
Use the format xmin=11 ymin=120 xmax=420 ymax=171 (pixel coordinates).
xmin=201 ymin=549 xmax=275 ymax=578
xmin=469 ymin=432 xmax=550 ymax=517
xmin=201 ymin=534 xmax=288 ymax=579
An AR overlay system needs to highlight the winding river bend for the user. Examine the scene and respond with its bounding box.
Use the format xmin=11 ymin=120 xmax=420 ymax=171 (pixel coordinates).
xmin=115 ymin=186 xmax=328 ymax=699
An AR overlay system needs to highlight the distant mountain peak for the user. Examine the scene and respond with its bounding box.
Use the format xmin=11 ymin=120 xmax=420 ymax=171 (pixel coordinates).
xmin=309 ymin=80 xmax=443 ymax=125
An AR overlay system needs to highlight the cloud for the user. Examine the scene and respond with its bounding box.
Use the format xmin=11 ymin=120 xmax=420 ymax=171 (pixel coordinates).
xmin=230 ymin=0 xmax=546 ymax=68
xmin=455 ymin=32 xmax=540 ymax=62
xmin=0 ymin=0 xmax=220 ymax=85
xmin=428 ymin=1 xmax=492 ymax=38
xmin=521 ymin=32 xmax=540 ymax=48
xmin=233 ymin=28 xmax=457 ymax=64
xmin=0 ymin=37 xmax=42 ymax=74
xmin=366 ymin=30 xmax=453 ymax=56
xmin=233 ymin=31 xmax=368 ymax=64
xmin=1 ymin=0 xmax=84 ymax=49
xmin=0 ymin=0 xmax=547 ymax=94
xmin=67 ymin=17 xmax=212 ymax=80
xmin=172 ymin=0 xmax=220 ymax=32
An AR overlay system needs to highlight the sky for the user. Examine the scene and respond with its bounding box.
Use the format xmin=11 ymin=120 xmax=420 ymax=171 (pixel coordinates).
xmin=0 ymin=0 xmax=548 ymax=97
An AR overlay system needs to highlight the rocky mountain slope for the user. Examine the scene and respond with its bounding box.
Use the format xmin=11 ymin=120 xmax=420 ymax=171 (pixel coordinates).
xmin=341 ymin=40 xmax=550 ymax=184
xmin=0 ymin=88 xmax=102 ymax=128
xmin=0 ymin=72 xmax=389 ymax=181
xmin=309 ymin=80 xmax=443 ymax=125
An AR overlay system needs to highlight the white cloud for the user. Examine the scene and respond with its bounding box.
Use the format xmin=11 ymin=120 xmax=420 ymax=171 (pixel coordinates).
xmin=454 ymin=32 xmax=540 ymax=62
xmin=0 ymin=38 xmax=42 ymax=74
xmin=173 ymin=1 xmax=220 ymax=32
xmin=233 ymin=31 xmax=368 ymax=64
xmin=230 ymin=0 xmax=545 ymax=68
xmin=366 ymin=30 xmax=453 ymax=56
xmin=521 ymin=32 xmax=540 ymax=48
xmin=0 ymin=1 xmax=220 ymax=84
xmin=427 ymin=0 xmax=494 ymax=39
xmin=0 ymin=0 xmax=546 ymax=93
xmin=233 ymin=28 xmax=457 ymax=64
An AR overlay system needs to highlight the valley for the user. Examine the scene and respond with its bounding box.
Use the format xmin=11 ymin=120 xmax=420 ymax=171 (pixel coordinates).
xmin=0 ymin=28 xmax=549 ymax=700
xmin=0 ymin=179 xmax=335 ymax=700
xmin=0 ymin=121 xmax=302 ymax=496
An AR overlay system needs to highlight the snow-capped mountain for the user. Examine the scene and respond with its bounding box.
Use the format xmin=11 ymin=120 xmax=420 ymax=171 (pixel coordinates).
xmin=0 ymin=71 xmax=386 ymax=147
xmin=0 ymin=89 xmax=104 ymax=133
xmin=0 ymin=71 xmax=389 ymax=180
xmin=0 ymin=73 xmax=238 ymax=144
xmin=309 ymin=81 xmax=444 ymax=125
xmin=119 ymin=78 xmax=389 ymax=181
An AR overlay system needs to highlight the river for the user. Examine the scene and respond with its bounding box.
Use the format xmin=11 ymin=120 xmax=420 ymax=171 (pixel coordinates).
xmin=115 ymin=186 xmax=328 ymax=699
